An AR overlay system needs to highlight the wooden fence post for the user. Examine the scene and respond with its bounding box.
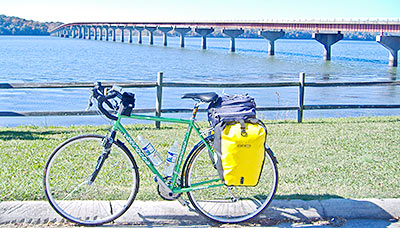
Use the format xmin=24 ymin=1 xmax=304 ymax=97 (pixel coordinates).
xmin=155 ymin=72 xmax=163 ymax=128
xmin=298 ymin=72 xmax=306 ymax=123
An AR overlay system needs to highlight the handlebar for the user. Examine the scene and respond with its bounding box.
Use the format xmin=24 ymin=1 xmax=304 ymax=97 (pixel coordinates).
xmin=90 ymin=82 xmax=122 ymax=121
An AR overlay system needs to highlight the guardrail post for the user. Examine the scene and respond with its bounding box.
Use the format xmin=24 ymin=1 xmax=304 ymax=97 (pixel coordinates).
xmin=298 ymin=72 xmax=306 ymax=123
xmin=155 ymin=72 xmax=163 ymax=128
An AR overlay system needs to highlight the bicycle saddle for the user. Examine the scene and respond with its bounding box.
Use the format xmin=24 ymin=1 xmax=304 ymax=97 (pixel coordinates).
xmin=181 ymin=92 xmax=218 ymax=103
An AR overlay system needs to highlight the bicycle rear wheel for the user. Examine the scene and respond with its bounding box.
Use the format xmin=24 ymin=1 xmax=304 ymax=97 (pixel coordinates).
xmin=43 ymin=134 xmax=139 ymax=226
xmin=183 ymin=137 xmax=278 ymax=223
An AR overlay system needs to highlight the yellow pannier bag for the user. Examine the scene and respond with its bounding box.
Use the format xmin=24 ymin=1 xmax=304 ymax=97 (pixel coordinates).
xmin=220 ymin=122 xmax=266 ymax=186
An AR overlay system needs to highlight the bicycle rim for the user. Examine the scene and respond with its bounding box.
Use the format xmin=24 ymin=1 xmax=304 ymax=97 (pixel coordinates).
xmin=43 ymin=134 xmax=139 ymax=226
xmin=184 ymin=140 xmax=278 ymax=223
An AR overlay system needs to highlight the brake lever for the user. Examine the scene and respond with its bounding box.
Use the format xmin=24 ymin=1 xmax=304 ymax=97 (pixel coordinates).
xmin=86 ymin=94 xmax=94 ymax=111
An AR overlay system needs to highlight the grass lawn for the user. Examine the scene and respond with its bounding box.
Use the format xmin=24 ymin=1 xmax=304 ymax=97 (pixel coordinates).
xmin=0 ymin=116 xmax=399 ymax=201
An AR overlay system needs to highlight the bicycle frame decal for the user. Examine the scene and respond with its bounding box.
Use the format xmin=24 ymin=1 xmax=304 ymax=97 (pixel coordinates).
xmin=121 ymin=131 xmax=151 ymax=166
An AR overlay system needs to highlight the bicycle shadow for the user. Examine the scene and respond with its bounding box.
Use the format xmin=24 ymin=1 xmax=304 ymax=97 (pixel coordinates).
xmin=105 ymin=196 xmax=397 ymax=227
xmin=257 ymin=195 xmax=396 ymax=226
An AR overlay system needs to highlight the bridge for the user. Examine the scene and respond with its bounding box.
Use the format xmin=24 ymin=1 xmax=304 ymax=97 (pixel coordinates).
xmin=51 ymin=20 xmax=400 ymax=67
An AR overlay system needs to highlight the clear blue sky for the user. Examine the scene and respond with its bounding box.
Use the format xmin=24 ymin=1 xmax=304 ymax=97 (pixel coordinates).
xmin=1 ymin=0 xmax=399 ymax=23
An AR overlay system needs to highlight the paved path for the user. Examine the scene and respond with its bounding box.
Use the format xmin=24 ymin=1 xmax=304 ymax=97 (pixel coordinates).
xmin=0 ymin=199 xmax=399 ymax=226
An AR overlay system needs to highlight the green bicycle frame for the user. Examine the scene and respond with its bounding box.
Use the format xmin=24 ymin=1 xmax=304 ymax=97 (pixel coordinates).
xmin=112 ymin=113 xmax=224 ymax=194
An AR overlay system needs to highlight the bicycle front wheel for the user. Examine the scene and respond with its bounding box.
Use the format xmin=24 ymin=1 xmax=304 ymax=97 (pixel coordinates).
xmin=43 ymin=134 xmax=139 ymax=226
xmin=184 ymin=137 xmax=278 ymax=223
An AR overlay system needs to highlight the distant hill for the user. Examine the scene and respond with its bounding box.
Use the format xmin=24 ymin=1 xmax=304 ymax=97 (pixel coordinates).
xmin=0 ymin=14 xmax=63 ymax=35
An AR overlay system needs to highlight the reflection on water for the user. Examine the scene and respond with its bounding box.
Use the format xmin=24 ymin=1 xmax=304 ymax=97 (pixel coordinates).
xmin=0 ymin=36 xmax=398 ymax=126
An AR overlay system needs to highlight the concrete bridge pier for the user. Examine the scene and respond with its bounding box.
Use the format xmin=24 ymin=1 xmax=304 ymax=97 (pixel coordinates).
xmin=145 ymin=26 xmax=157 ymax=45
xmin=86 ymin=27 xmax=91 ymax=39
xmin=259 ymin=30 xmax=285 ymax=55
xmin=135 ymin=26 xmax=144 ymax=44
xmin=313 ymin=32 xmax=343 ymax=61
xmin=74 ymin=27 xmax=78 ymax=38
xmin=94 ymin=27 xmax=98 ymax=40
xmin=98 ymin=27 xmax=103 ymax=40
xmin=75 ymin=27 xmax=80 ymax=38
xmin=158 ymin=26 xmax=173 ymax=46
xmin=111 ymin=27 xmax=117 ymax=42
xmin=377 ymin=35 xmax=400 ymax=67
xmin=104 ymin=27 xmax=109 ymax=41
xmin=77 ymin=26 xmax=82 ymax=39
xmin=70 ymin=27 xmax=76 ymax=38
xmin=128 ymin=28 xmax=134 ymax=43
xmin=82 ymin=27 xmax=86 ymax=39
xmin=88 ymin=26 xmax=93 ymax=40
xmin=222 ymin=28 xmax=244 ymax=52
xmin=174 ymin=27 xmax=191 ymax=48
xmin=74 ymin=28 xmax=78 ymax=38
xmin=195 ymin=28 xmax=214 ymax=49
xmin=96 ymin=27 xmax=101 ymax=40
xmin=119 ymin=26 xmax=125 ymax=42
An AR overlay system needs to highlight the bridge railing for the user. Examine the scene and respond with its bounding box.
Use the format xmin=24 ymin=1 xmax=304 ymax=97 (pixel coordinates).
xmin=0 ymin=72 xmax=399 ymax=128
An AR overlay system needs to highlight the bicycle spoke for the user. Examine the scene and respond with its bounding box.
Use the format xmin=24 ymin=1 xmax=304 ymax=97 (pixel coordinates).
xmin=62 ymin=180 xmax=89 ymax=201
xmin=227 ymin=187 xmax=238 ymax=202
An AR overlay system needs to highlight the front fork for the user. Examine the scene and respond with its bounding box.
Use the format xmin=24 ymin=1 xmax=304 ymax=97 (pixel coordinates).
xmin=88 ymin=130 xmax=117 ymax=185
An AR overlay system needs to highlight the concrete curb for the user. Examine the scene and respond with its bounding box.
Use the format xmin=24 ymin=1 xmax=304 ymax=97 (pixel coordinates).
xmin=0 ymin=199 xmax=399 ymax=226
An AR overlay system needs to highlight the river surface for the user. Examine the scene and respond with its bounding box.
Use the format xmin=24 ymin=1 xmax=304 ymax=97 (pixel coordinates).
xmin=0 ymin=35 xmax=399 ymax=126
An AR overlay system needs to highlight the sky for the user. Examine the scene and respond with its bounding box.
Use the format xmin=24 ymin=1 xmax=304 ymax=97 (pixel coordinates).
xmin=1 ymin=0 xmax=399 ymax=23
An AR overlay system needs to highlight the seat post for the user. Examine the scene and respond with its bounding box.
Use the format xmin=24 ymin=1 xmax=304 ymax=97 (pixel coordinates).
xmin=191 ymin=102 xmax=201 ymax=120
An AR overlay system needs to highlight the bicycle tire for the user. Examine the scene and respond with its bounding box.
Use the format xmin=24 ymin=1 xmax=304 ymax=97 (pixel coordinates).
xmin=183 ymin=136 xmax=278 ymax=223
xmin=43 ymin=134 xmax=139 ymax=226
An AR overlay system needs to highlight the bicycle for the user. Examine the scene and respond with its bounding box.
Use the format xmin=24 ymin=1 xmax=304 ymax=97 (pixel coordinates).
xmin=43 ymin=82 xmax=278 ymax=225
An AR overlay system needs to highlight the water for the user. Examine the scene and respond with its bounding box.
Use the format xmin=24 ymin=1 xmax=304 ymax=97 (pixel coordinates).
xmin=0 ymin=35 xmax=399 ymax=126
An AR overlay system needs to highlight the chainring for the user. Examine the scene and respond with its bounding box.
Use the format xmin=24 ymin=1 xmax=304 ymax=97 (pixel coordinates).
xmin=156 ymin=177 xmax=182 ymax=201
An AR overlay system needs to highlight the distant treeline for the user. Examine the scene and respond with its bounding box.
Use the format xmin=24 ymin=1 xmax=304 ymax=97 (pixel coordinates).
xmin=0 ymin=14 xmax=62 ymax=35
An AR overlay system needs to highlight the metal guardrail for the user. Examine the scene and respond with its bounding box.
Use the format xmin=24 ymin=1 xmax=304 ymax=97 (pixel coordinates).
xmin=1 ymin=72 xmax=399 ymax=127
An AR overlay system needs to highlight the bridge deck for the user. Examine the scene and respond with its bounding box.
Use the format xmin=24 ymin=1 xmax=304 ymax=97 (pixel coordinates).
xmin=53 ymin=21 xmax=400 ymax=33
